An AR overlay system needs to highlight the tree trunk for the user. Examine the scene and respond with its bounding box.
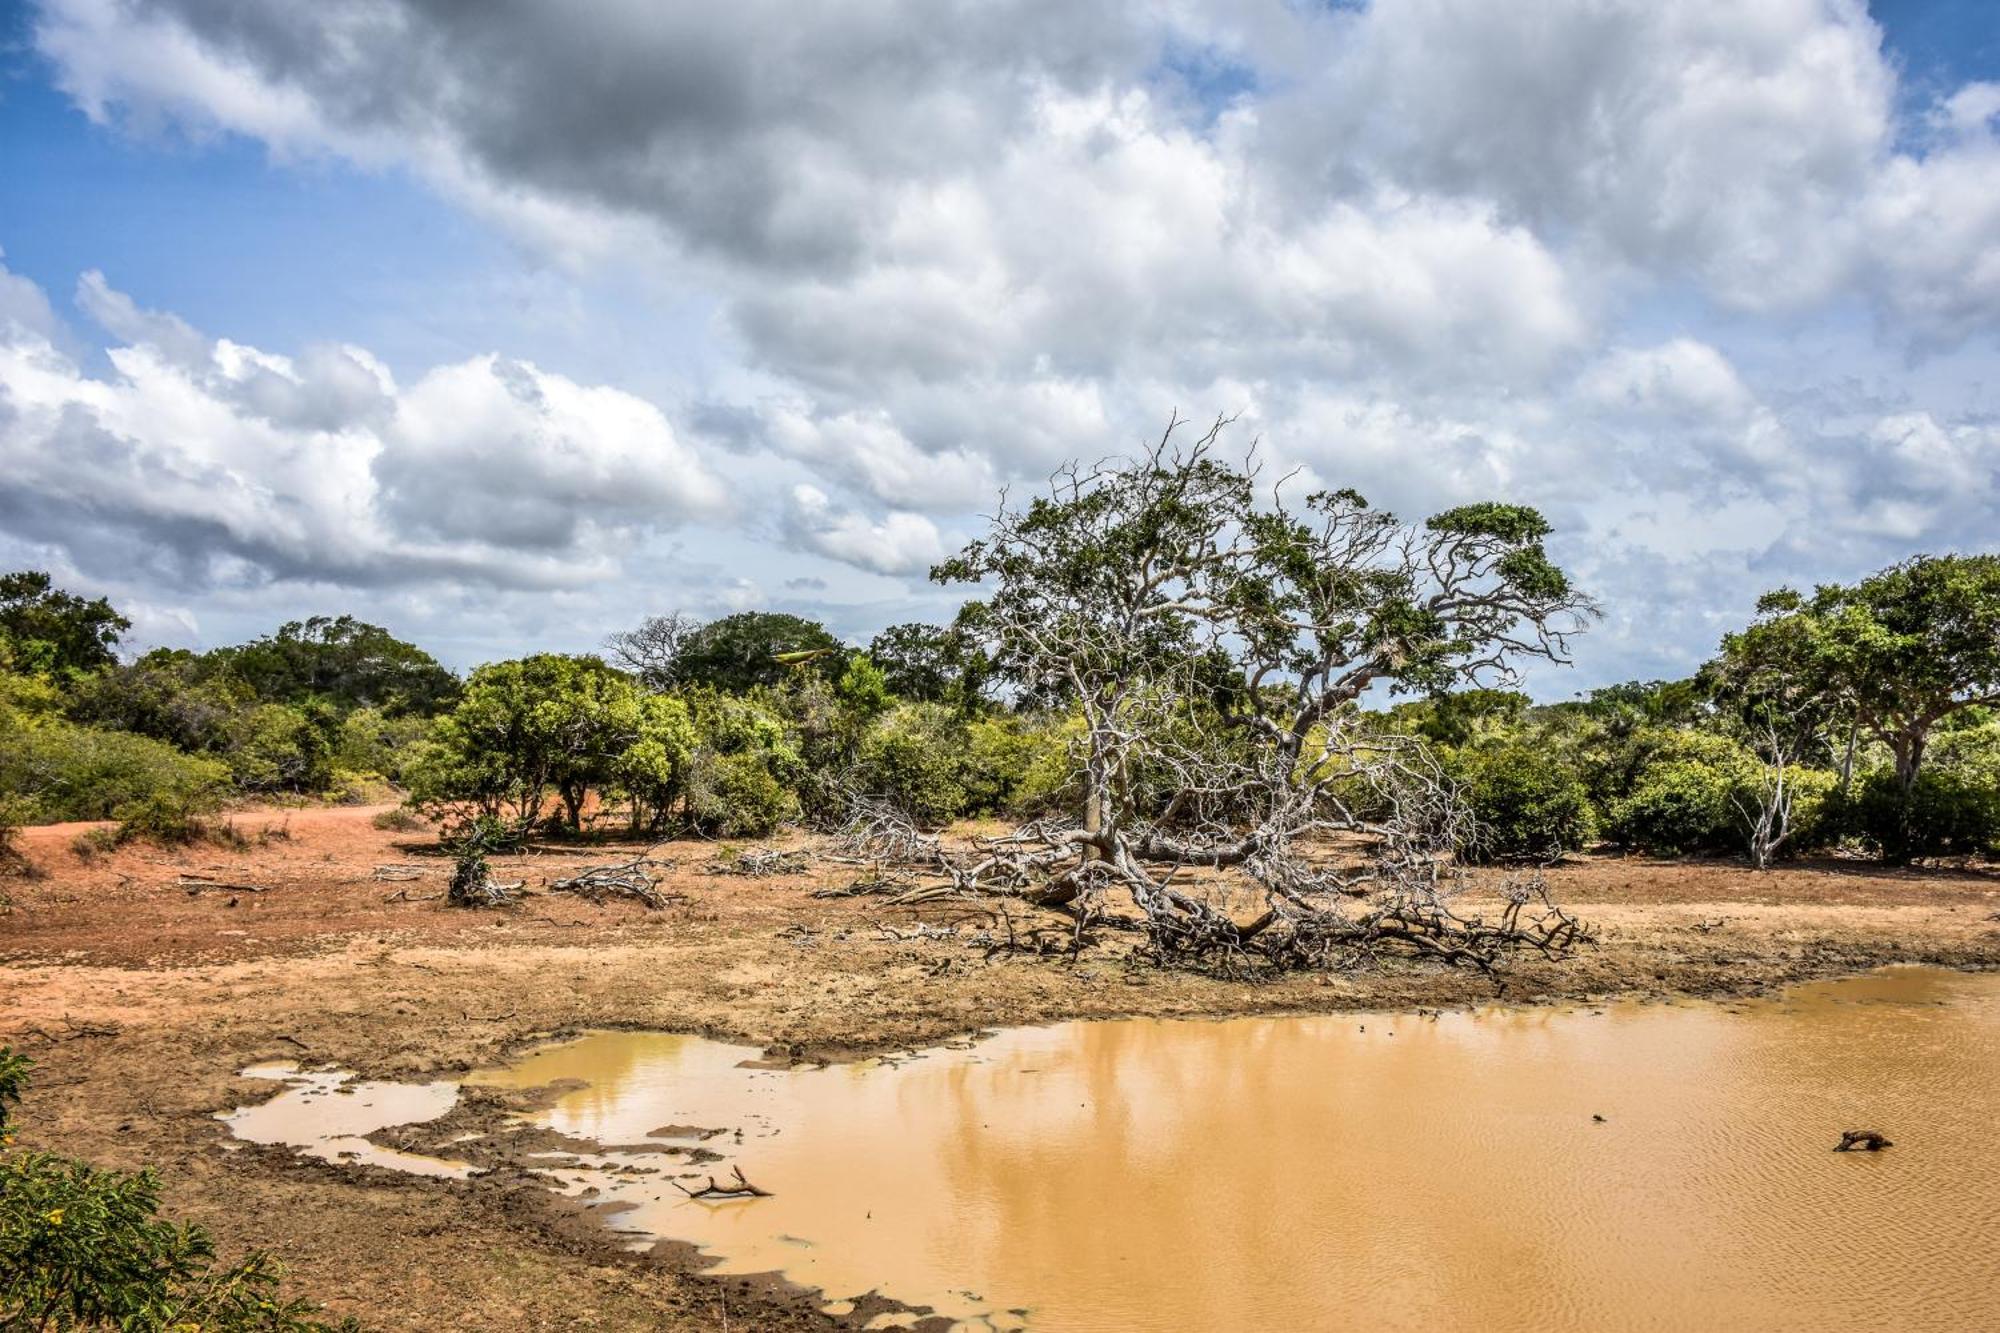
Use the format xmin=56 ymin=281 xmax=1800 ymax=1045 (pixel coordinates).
xmin=561 ymin=784 xmax=585 ymax=833
xmin=1838 ymin=721 xmax=1858 ymax=794
xmin=1892 ymin=731 xmax=1927 ymax=795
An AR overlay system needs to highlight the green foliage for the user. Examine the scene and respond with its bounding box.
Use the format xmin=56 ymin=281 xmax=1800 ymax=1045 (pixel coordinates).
xmin=669 ymin=612 xmax=842 ymax=692
xmin=1451 ymin=743 xmax=1596 ymax=861
xmin=1843 ymin=767 xmax=2000 ymax=862
xmin=0 ymin=1047 xmax=28 ymax=1130
xmin=0 ymin=572 xmax=128 ymax=678
xmin=865 ymin=622 xmax=990 ymax=707
xmin=207 ymin=616 xmax=458 ymax=717
xmin=406 ymin=654 xmax=641 ymax=832
xmin=1605 ymin=733 xmax=1758 ymax=855
xmin=684 ymin=751 xmax=796 ymax=837
xmin=331 ymin=709 xmax=432 ymax=784
xmin=680 ymin=689 xmax=799 ymax=836
xmin=614 ymin=693 xmax=699 ymax=834
xmin=853 ymin=704 xmax=971 ymax=828
xmin=0 ymin=714 xmax=229 ymax=824
xmin=1718 ymin=554 xmax=2000 ymax=790
xmin=0 ymin=1050 xmax=358 ymax=1331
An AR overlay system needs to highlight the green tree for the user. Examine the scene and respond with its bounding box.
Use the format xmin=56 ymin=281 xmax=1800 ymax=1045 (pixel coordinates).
xmin=669 ymin=612 xmax=842 ymax=692
xmin=405 ymin=655 xmax=641 ymax=833
xmin=1717 ymin=555 xmax=2000 ymax=794
xmin=212 ymin=616 xmax=458 ymax=716
xmin=866 ymin=622 xmax=990 ymax=707
xmin=0 ymin=572 xmax=129 ymax=677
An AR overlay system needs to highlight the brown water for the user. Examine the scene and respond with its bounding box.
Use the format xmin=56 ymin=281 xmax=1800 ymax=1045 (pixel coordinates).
xmin=232 ymin=968 xmax=2000 ymax=1331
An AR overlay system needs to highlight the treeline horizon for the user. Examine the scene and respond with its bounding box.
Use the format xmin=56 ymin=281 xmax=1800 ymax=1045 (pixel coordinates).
xmin=4 ymin=547 xmax=2000 ymax=868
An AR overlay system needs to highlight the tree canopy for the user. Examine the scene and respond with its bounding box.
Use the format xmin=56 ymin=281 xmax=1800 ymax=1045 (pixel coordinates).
xmin=0 ymin=571 xmax=129 ymax=676
xmin=1714 ymin=554 xmax=2000 ymax=791
xmin=657 ymin=612 xmax=843 ymax=692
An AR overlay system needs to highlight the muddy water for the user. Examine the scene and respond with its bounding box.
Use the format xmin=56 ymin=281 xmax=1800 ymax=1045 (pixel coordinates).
xmin=238 ymin=968 xmax=2000 ymax=1330
xmin=220 ymin=1063 xmax=474 ymax=1178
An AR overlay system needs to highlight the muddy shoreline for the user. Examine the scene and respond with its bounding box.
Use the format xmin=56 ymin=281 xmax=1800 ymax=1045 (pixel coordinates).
xmin=5 ymin=804 xmax=1999 ymax=1331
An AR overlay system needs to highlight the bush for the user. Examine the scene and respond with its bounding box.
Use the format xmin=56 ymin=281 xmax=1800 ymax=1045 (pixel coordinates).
xmin=332 ymin=709 xmax=432 ymax=784
xmin=1453 ymin=744 xmax=1596 ymax=861
xmin=369 ymin=806 xmax=428 ymax=833
xmin=0 ymin=720 xmax=230 ymax=825
xmin=1844 ymin=767 xmax=2000 ymax=862
xmin=853 ymin=704 xmax=970 ymax=828
xmin=960 ymin=716 xmax=1042 ymax=816
xmin=1605 ymin=733 xmax=1757 ymax=855
xmin=69 ymin=828 xmax=118 ymax=863
xmin=683 ymin=750 xmax=797 ymax=838
xmin=0 ymin=1048 xmax=360 ymax=1332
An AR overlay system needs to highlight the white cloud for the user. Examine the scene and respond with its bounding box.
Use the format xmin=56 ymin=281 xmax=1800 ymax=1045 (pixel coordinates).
xmin=783 ymin=485 xmax=949 ymax=577
xmin=14 ymin=0 xmax=2000 ymax=688
xmin=0 ymin=264 xmax=730 ymax=591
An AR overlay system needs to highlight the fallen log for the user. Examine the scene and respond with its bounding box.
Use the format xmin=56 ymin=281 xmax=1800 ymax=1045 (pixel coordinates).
xmin=179 ymin=876 xmax=268 ymax=894
xmin=670 ymin=1165 xmax=772 ymax=1199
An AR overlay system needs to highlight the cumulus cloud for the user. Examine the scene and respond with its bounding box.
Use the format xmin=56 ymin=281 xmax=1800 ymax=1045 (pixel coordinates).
xmin=0 ymin=264 xmax=729 ymax=591
xmin=15 ymin=0 xmax=2000 ymax=685
xmin=783 ymin=485 xmax=949 ymax=577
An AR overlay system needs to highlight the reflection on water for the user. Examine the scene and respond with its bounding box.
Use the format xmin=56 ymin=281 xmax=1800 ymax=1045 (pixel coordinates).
xmin=235 ymin=969 xmax=2000 ymax=1330
xmin=469 ymin=969 xmax=2000 ymax=1331
xmin=220 ymin=1063 xmax=473 ymax=1179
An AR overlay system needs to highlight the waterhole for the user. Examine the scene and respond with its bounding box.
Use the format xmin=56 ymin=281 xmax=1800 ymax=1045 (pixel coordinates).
xmin=230 ymin=967 xmax=2000 ymax=1331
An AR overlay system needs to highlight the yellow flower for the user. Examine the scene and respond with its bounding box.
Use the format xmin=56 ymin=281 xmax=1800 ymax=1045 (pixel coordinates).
xmin=45 ymin=1209 xmax=63 ymax=1225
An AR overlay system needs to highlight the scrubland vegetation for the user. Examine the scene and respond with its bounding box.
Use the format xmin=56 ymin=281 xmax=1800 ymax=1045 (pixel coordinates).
xmin=5 ymin=439 xmax=1999 ymax=880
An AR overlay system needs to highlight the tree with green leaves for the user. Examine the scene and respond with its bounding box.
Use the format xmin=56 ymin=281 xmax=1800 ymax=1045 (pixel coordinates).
xmin=212 ymin=616 xmax=459 ymax=717
xmin=1715 ymin=554 xmax=2000 ymax=795
xmin=666 ymin=612 xmax=843 ymax=692
xmin=866 ymin=622 xmax=991 ymax=707
xmin=932 ymin=415 xmax=1594 ymax=971
xmin=0 ymin=572 xmax=129 ymax=677
xmin=405 ymin=654 xmax=643 ymax=834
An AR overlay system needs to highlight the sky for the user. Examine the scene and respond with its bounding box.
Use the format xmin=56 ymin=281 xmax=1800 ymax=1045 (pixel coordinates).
xmin=1 ymin=0 xmax=1997 ymax=697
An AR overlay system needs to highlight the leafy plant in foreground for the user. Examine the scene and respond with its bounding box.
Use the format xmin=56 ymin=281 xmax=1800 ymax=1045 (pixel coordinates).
xmin=0 ymin=1048 xmax=359 ymax=1331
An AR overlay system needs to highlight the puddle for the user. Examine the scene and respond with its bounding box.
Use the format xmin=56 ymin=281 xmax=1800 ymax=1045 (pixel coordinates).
xmin=229 ymin=969 xmax=2000 ymax=1330
xmin=219 ymin=1062 xmax=473 ymax=1179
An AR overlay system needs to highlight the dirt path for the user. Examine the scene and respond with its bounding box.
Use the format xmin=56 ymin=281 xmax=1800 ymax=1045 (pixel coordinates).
xmin=4 ymin=805 xmax=1998 ymax=1330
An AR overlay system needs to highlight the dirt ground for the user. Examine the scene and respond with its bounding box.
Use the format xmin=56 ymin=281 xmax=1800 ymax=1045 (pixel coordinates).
xmin=3 ymin=804 xmax=1998 ymax=1331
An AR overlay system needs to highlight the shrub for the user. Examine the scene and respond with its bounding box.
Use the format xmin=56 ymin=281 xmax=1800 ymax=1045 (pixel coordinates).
xmin=332 ymin=709 xmax=432 ymax=784
xmin=0 ymin=800 xmax=23 ymax=876
xmin=684 ymin=750 xmax=796 ymax=837
xmin=0 ymin=721 xmax=230 ymax=825
xmin=1605 ymin=733 xmax=1757 ymax=855
xmin=1843 ymin=767 xmax=2000 ymax=862
xmin=1007 ymin=711 xmax=1086 ymax=816
xmin=959 ymin=716 xmax=1042 ymax=816
xmin=0 ymin=1047 xmax=360 ymax=1331
xmin=854 ymin=704 xmax=970 ymax=829
xmin=69 ymin=828 xmax=119 ymax=863
xmin=1453 ymin=744 xmax=1596 ymax=861
xmin=369 ymin=806 xmax=428 ymax=833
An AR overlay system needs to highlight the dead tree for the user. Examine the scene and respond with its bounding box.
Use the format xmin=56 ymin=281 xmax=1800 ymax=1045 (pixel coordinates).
xmin=549 ymin=851 xmax=683 ymax=909
xmin=1733 ymin=721 xmax=1799 ymax=871
xmin=928 ymin=414 xmax=1596 ymax=974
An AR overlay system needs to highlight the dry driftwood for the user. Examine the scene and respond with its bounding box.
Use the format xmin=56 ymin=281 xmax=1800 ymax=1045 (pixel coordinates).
xmin=179 ymin=875 xmax=267 ymax=894
xmin=670 ymin=1165 xmax=771 ymax=1199
xmin=703 ymin=846 xmax=809 ymax=878
xmin=548 ymin=852 xmax=684 ymax=909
